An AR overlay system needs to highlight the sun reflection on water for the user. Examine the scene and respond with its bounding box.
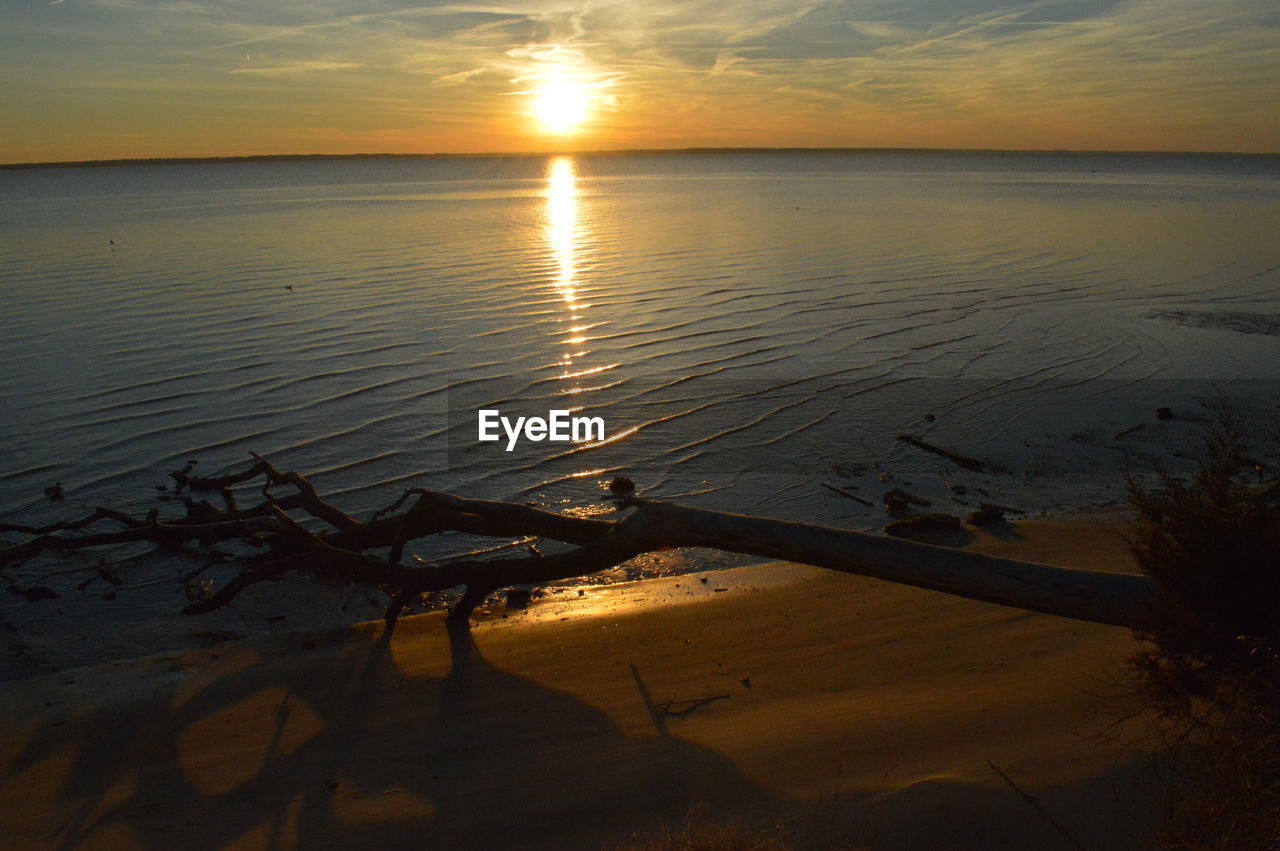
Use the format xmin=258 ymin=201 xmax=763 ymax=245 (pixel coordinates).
xmin=544 ymin=156 xmax=595 ymax=392
xmin=543 ymin=155 xmax=629 ymax=466
xmin=546 ymin=156 xmax=579 ymax=311
xmin=541 ymin=156 xmax=639 ymax=468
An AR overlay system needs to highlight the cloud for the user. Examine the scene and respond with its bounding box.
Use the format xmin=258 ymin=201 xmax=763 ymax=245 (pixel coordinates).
xmin=3 ymin=0 xmax=1278 ymax=159
xmin=434 ymin=66 xmax=488 ymax=84
xmin=231 ymin=60 xmax=362 ymax=75
xmin=708 ymin=51 xmax=744 ymax=77
xmin=841 ymin=0 xmax=1280 ymax=119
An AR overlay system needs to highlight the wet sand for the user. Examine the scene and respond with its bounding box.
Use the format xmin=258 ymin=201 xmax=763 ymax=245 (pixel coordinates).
xmin=0 ymin=516 xmax=1162 ymax=849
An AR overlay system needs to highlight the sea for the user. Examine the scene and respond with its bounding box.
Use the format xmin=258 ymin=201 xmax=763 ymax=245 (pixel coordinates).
xmin=2 ymin=150 xmax=1279 ymax=677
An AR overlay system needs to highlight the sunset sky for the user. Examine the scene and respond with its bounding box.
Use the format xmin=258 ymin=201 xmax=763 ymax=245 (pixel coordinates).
xmin=3 ymin=0 xmax=1278 ymax=164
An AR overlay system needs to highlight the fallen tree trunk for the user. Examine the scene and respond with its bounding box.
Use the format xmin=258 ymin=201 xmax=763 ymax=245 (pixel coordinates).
xmin=1 ymin=457 xmax=1157 ymax=629
xmin=640 ymin=501 xmax=1154 ymax=628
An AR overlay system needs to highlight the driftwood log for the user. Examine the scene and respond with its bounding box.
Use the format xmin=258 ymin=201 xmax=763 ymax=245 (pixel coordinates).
xmin=1 ymin=456 xmax=1157 ymax=629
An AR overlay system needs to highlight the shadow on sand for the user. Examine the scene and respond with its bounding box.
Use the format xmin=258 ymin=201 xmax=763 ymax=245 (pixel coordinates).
xmin=5 ymin=619 xmax=779 ymax=849
xmin=3 ymin=603 xmax=1162 ymax=849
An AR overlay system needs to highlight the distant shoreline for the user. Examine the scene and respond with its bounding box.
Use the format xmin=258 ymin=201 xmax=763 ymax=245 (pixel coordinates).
xmin=3 ymin=146 xmax=1278 ymax=171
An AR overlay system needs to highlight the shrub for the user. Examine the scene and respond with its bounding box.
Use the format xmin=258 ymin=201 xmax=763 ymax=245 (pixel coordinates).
xmin=1126 ymin=400 xmax=1280 ymax=848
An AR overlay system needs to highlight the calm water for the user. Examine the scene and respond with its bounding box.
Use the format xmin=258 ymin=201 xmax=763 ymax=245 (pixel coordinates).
xmin=3 ymin=151 xmax=1279 ymax=675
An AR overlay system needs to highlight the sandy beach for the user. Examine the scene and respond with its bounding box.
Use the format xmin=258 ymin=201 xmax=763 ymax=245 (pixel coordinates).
xmin=0 ymin=516 xmax=1163 ymax=849
xmin=6 ymin=13 xmax=1277 ymax=848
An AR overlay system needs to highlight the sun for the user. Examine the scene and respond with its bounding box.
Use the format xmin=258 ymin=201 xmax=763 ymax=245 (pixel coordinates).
xmin=533 ymin=79 xmax=589 ymax=134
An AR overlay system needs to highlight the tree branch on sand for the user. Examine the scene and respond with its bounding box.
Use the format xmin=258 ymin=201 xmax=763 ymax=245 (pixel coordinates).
xmin=2 ymin=456 xmax=1157 ymax=629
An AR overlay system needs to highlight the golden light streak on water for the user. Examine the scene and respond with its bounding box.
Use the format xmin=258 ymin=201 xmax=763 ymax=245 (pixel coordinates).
xmin=546 ymin=156 xmax=578 ymax=311
xmin=543 ymin=154 xmax=621 ymax=464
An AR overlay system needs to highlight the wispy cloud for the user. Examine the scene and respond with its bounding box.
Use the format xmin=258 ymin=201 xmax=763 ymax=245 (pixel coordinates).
xmin=2 ymin=0 xmax=1278 ymax=161
xmin=231 ymin=60 xmax=362 ymax=75
xmin=434 ymin=67 xmax=488 ymax=84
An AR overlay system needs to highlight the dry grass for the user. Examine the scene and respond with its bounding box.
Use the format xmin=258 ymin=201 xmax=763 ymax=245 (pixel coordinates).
xmin=1163 ymin=704 xmax=1280 ymax=850
xmin=615 ymin=813 xmax=795 ymax=851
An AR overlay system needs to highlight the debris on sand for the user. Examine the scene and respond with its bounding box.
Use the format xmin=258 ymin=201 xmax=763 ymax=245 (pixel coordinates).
xmin=884 ymin=514 xmax=962 ymax=539
xmin=896 ymin=435 xmax=986 ymax=471
xmin=883 ymin=491 xmax=910 ymax=513
xmin=966 ymin=507 xmax=1006 ymax=527
xmin=1112 ymin=423 xmax=1147 ymax=440
xmin=821 ymin=482 xmax=874 ymax=507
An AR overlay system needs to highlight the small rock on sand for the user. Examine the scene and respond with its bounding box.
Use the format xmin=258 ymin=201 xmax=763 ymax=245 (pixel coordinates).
xmin=884 ymin=514 xmax=962 ymax=539
xmin=966 ymin=507 xmax=1006 ymax=527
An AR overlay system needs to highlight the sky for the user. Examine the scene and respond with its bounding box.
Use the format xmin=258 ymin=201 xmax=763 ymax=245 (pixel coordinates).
xmin=2 ymin=0 xmax=1278 ymax=163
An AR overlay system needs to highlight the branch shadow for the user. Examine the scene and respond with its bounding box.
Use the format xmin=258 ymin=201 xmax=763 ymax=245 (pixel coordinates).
xmin=4 ymin=617 xmax=781 ymax=849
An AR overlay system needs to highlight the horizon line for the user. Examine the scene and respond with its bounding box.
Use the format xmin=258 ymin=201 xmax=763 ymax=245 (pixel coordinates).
xmin=3 ymin=145 xmax=1278 ymax=171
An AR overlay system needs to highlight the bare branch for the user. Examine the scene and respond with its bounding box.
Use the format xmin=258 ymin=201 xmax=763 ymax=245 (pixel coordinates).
xmin=0 ymin=506 xmax=148 ymax=536
xmin=3 ymin=458 xmax=1159 ymax=630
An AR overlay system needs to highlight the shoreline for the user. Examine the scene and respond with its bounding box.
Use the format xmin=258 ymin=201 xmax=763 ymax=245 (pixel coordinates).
xmin=0 ymin=507 xmax=1135 ymax=684
xmin=0 ymin=515 xmax=1162 ymax=848
xmin=4 ymin=146 xmax=1277 ymax=171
